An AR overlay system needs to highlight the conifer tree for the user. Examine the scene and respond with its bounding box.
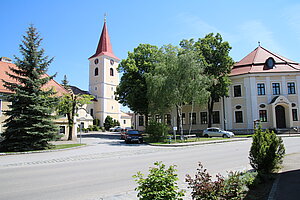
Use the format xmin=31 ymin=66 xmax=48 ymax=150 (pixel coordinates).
xmin=61 ymin=75 xmax=69 ymax=87
xmin=0 ymin=25 xmax=58 ymax=152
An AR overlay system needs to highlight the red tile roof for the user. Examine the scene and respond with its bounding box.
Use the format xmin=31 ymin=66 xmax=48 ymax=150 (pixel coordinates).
xmin=89 ymin=22 xmax=120 ymax=61
xmin=0 ymin=61 xmax=68 ymax=96
xmin=230 ymin=46 xmax=300 ymax=76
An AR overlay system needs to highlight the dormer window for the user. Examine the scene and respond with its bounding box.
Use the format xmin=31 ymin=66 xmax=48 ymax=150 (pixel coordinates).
xmin=266 ymin=57 xmax=275 ymax=69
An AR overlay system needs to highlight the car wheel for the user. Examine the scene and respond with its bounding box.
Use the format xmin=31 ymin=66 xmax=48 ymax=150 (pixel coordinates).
xmin=204 ymin=134 xmax=209 ymax=138
xmin=125 ymin=140 xmax=130 ymax=144
xmin=222 ymin=134 xmax=228 ymax=138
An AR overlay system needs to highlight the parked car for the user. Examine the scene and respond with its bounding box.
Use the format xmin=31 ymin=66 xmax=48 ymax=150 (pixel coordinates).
xmin=203 ymin=127 xmax=234 ymax=138
xmin=120 ymin=127 xmax=133 ymax=140
xmin=124 ymin=130 xmax=143 ymax=144
xmin=109 ymin=126 xmax=123 ymax=132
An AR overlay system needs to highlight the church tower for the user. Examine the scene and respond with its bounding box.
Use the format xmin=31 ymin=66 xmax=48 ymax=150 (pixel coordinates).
xmin=88 ymin=18 xmax=121 ymax=126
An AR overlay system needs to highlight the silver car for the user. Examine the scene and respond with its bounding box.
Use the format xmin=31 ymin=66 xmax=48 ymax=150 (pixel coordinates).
xmin=203 ymin=127 xmax=234 ymax=138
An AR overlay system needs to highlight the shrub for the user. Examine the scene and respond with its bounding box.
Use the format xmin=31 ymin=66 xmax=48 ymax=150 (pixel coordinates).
xmin=145 ymin=120 xmax=170 ymax=142
xmin=249 ymin=126 xmax=285 ymax=175
xmin=92 ymin=125 xmax=100 ymax=131
xmin=133 ymin=161 xmax=185 ymax=200
xmin=222 ymin=171 xmax=248 ymax=200
xmin=88 ymin=125 xmax=93 ymax=131
xmin=104 ymin=116 xmax=114 ymax=130
xmin=186 ymin=162 xmax=224 ymax=200
xmin=186 ymin=163 xmax=258 ymax=200
xmin=93 ymin=118 xmax=100 ymax=126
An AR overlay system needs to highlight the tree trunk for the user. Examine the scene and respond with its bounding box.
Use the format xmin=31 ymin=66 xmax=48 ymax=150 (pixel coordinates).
xmin=67 ymin=113 xmax=73 ymax=140
xmin=207 ymin=97 xmax=214 ymax=128
xmin=145 ymin=113 xmax=149 ymax=128
xmin=188 ymin=101 xmax=194 ymax=135
xmin=176 ymin=105 xmax=184 ymax=140
xmin=68 ymin=100 xmax=77 ymax=141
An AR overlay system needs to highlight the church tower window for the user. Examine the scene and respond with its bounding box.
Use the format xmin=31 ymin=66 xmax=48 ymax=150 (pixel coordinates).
xmin=110 ymin=68 xmax=114 ymax=76
xmin=95 ymin=67 xmax=99 ymax=76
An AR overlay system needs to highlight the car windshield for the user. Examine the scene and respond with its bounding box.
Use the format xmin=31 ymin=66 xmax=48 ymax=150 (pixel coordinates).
xmin=127 ymin=131 xmax=139 ymax=135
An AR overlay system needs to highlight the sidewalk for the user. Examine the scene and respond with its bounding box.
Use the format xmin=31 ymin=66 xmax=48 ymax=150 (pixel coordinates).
xmin=268 ymin=152 xmax=300 ymax=200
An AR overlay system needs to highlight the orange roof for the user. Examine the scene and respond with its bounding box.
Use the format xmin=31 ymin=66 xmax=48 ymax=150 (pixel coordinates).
xmin=0 ymin=61 xmax=68 ymax=96
xmin=230 ymin=46 xmax=300 ymax=76
xmin=89 ymin=21 xmax=120 ymax=61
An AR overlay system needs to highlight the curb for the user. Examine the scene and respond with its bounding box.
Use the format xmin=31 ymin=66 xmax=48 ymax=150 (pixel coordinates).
xmin=149 ymin=138 xmax=248 ymax=147
xmin=0 ymin=143 xmax=87 ymax=156
xmin=267 ymin=174 xmax=281 ymax=200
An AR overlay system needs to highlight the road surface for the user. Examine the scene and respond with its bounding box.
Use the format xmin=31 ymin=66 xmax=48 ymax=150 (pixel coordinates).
xmin=0 ymin=133 xmax=299 ymax=200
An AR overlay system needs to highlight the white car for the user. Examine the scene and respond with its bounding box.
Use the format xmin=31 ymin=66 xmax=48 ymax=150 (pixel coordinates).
xmin=203 ymin=127 xmax=234 ymax=138
xmin=109 ymin=126 xmax=123 ymax=132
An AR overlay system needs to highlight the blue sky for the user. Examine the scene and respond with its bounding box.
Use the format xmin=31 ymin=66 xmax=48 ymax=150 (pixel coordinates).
xmin=1 ymin=0 xmax=300 ymax=92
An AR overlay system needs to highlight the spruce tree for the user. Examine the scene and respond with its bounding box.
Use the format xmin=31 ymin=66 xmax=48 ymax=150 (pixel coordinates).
xmin=0 ymin=25 xmax=58 ymax=152
xmin=61 ymin=75 xmax=69 ymax=87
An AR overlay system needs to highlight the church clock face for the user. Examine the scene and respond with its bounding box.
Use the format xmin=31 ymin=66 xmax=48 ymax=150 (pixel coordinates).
xmin=110 ymin=59 xmax=114 ymax=65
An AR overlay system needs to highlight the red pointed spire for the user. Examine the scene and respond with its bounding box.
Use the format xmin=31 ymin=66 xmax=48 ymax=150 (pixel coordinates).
xmin=89 ymin=21 xmax=119 ymax=61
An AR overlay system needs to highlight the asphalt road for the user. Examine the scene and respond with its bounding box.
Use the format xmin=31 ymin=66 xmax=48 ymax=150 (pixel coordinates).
xmin=0 ymin=134 xmax=299 ymax=200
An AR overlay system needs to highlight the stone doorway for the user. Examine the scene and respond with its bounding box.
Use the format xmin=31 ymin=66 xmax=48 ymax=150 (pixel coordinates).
xmin=275 ymin=105 xmax=286 ymax=128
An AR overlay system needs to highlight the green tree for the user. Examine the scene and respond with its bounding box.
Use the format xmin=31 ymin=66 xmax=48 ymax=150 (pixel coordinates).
xmin=145 ymin=120 xmax=170 ymax=142
xmin=103 ymin=115 xmax=119 ymax=130
xmin=133 ymin=161 xmax=185 ymax=200
xmin=57 ymin=93 xmax=93 ymax=140
xmin=194 ymin=33 xmax=234 ymax=127
xmin=61 ymin=75 xmax=69 ymax=87
xmin=249 ymin=126 xmax=285 ymax=175
xmin=116 ymin=44 xmax=160 ymax=126
xmin=0 ymin=25 xmax=58 ymax=152
xmin=147 ymin=44 xmax=209 ymax=138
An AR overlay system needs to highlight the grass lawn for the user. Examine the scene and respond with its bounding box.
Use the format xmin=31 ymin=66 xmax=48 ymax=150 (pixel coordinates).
xmin=50 ymin=143 xmax=86 ymax=150
xmin=235 ymin=134 xmax=253 ymax=138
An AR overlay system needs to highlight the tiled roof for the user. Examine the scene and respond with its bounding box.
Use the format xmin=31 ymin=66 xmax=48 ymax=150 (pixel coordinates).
xmin=0 ymin=61 xmax=68 ymax=96
xmin=68 ymin=85 xmax=97 ymax=101
xmin=230 ymin=46 xmax=300 ymax=76
xmin=89 ymin=22 xmax=120 ymax=61
xmin=68 ymin=85 xmax=90 ymax=95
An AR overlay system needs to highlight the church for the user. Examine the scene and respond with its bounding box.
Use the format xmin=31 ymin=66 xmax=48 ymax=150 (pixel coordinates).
xmin=79 ymin=19 xmax=132 ymax=129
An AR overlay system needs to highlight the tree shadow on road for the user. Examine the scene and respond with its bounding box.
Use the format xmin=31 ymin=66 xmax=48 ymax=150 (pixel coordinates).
xmin=108 ymin=141 xmax=148 ymax=147
xmin=78 ymin=132 xmax=120 ymax=140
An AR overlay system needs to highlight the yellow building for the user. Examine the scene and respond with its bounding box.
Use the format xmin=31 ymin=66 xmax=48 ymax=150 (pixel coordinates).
xmin=0 ymin=57 xmax=71 ymax=138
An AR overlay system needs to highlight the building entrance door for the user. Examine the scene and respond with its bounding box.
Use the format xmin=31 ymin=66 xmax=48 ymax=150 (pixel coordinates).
xmin=275 ymin=105 xmax=286 ymax=128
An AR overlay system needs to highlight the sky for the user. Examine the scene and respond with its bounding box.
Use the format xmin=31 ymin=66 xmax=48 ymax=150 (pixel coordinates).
xmin=1 ymin=0 xmax=300 ymax=93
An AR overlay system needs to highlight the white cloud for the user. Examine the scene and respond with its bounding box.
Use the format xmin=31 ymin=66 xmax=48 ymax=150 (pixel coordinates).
xmin=238 ymin=20 xmax=281 ymax=53
xmin=283 ymin=4 xmax=300 ymax=41
xmin=175 ymin=13 xmax=220 ymax=39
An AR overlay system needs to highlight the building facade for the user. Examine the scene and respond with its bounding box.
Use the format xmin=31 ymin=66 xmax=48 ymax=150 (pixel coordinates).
xmin=135 ymin=46 xmax=300 ymax=133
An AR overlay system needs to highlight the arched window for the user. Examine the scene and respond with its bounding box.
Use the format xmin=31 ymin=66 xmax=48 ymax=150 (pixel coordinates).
xmin=90 ymin=109 xmax=94 ymax=117
xmin=110 ymin=68 xmax=114 ymax=76
xmin=95 ymin=67 xmax=99 ymax=76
